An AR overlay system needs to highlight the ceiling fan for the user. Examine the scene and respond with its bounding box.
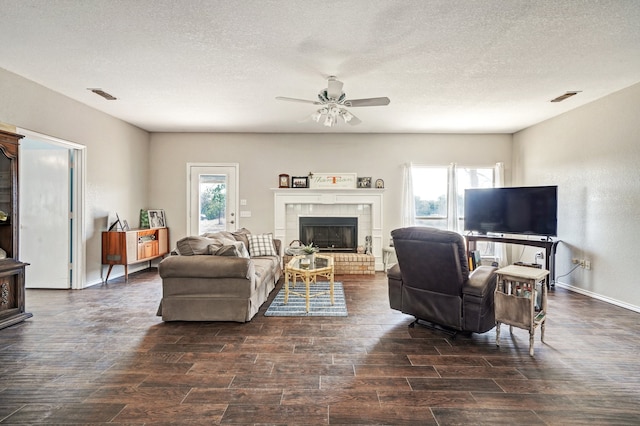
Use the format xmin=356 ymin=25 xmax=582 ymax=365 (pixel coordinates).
xmin=276 ymin=76 xmax=390 ymax=127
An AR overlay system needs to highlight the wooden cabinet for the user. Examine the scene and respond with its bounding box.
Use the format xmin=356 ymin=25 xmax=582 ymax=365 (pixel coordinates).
xmin=0 ymin=130 xmax=31 ymax=330
xmin=101 ymin=227 xmax=169 ymax=282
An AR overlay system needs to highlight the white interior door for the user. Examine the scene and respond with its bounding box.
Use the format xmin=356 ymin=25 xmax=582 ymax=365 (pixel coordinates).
xmin=20 ymin=138 xmax=71 ymax=289
xmin=188 ymin=164 xmax=239 ymax=236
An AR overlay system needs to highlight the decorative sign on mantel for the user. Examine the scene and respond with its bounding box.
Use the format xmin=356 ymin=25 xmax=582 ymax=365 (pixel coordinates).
xmin=309 ymin=173 xmax=357 ymax=189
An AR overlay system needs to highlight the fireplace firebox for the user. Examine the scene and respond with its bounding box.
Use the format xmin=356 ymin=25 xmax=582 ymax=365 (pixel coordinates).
xmin=299 ymin=217 xmax=357 ymax=252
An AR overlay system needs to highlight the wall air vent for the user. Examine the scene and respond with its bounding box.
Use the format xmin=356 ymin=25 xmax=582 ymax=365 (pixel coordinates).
xmin=88 ymin=88 xmax=117 ymax=100
xmin=550 ymin=91 xmax=581 ymax=103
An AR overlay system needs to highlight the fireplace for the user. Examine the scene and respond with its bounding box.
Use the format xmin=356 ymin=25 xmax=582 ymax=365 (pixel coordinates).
xmin=299 ymin=217 xmax=357 ymax=252
xmin=273 ymin=188 xmax=384 ymax=270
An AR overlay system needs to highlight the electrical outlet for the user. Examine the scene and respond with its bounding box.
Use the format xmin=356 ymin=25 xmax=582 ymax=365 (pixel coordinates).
xmin=573 ymin=258 xmax=589 ymax=268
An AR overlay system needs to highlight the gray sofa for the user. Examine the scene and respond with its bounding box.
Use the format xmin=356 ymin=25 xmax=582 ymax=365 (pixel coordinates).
xmin=157 ymin=228 xmax=282 ymax=322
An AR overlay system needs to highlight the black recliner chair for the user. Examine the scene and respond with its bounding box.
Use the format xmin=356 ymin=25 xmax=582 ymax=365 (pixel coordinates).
xmin=387 ymin=226 xmax=497 ymax=334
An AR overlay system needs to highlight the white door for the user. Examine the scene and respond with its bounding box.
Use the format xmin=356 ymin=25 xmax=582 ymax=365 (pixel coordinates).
xmin=188 ymin=164 xmax=239 ymax=236
xmin=20 ymin=138 xmax=71 ymax=289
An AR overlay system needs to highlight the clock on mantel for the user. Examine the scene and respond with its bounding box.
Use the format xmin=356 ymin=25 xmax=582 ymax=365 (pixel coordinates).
xmin=278 ymin=174 xmax=290 ymax=188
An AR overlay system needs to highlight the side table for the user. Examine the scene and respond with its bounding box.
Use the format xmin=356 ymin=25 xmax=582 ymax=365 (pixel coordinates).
xmin=495 ymin=265 xmax=549 ymax=356
xmin=382 ymin=246 xmax=396 ymax=273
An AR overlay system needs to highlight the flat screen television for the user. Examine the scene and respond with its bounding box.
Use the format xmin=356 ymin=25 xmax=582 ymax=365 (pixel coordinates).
xmin=464 ymin=185 xmax=558 ymax=237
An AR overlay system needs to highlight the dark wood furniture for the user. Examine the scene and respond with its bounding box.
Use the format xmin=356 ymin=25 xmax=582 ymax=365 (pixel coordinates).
xmin=465 ymin=234 xmax=559 ymax=284
xmin=101 ymin=227 xmax=169 ymax=282
xmin=0 ymin=130 xmax=31 ymax=330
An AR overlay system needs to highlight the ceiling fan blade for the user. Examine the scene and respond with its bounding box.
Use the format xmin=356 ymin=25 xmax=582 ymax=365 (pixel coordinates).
xmin=298 ymin=114 xmax=315 ymax=123
xmin=327 ymin=76 xmax=344 ymax=99
xmin=276 ymin=96 xmax=321 ymax=105
xmin=344 ymin=97 xmax=390 ymax=107
xmin=346 ymin=114 xmax=361 ymax=126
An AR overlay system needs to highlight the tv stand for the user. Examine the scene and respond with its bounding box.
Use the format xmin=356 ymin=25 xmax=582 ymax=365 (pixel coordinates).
xmin=465 ymin=235 xmax=559 ymax=285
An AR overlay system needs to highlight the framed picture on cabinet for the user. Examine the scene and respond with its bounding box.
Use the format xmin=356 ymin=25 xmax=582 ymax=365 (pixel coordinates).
xmin=108 ymin=212 xmax=123 ymax=231
xmin=147 ymin=209 xmax=166 ymax=228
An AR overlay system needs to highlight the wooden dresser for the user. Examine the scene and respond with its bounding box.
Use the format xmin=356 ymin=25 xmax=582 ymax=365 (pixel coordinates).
xmin=101 ymin=227 xmax=169 ymax=282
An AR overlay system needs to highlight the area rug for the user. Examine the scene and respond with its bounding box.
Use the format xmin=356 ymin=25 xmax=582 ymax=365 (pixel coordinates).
xmin=265 ymin=282 xmax=347 ymax=317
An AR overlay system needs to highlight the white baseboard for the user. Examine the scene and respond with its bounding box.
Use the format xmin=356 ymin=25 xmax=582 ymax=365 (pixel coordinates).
xmin=554 ymin=281 xmax=640 ymax=313
xmin=87 ymin=262 xmax=159 ymax=288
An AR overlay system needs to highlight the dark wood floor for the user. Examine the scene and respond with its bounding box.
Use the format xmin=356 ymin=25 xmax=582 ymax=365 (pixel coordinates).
xmin=1 ymin=270 xmax=640 ymax=425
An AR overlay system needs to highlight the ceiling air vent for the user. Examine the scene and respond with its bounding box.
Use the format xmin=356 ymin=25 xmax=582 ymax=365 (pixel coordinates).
xmin=550 ymin=91 xmax=581 ymax=102
xmin=88 ymin=88 xmax=117 ymax=100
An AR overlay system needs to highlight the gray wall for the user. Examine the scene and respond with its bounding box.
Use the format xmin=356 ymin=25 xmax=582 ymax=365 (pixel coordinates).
xmin=148 ymin=132 xmax=512 ymax=252
xmin=4 ymin=63 xmax=639 ymax=311
xmin=0 ymin=67 xmax=150 ymax=286
xmin=513 ymin=82 xmax=640 ymax=310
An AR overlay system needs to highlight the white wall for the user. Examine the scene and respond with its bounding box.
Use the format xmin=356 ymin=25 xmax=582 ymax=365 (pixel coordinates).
xmin=0 ymin=67 xmax=150 ymax=286
xmin=149 ymin=132 xmax=512 ymax=250
xmin=513 ymin=82 xmax=640 ymax=311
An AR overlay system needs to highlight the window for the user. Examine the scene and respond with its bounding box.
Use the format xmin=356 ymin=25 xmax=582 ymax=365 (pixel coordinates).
xmin=456 ymin=167 xmax=495 ymax=257
xmin=410 ymin=165 xmax=495 ymax=231
xmin=411 ymin=167 xmax=448 ymax=230
xmin=456 ymin=167 xmax=495 ymax=225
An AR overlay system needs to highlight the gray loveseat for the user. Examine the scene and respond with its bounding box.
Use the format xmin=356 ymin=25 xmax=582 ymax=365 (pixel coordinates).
xmin=157 ymin=228 xmax=282 ymax=322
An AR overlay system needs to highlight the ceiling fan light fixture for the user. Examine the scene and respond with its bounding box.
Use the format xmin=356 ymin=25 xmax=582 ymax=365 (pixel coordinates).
xmin=342 ymin=109 xmax=353 ymax=123
xmin=277 ymin=76 xmax=390 ymax=127
xmin=324 ymin=114 xmax=334 ymax=127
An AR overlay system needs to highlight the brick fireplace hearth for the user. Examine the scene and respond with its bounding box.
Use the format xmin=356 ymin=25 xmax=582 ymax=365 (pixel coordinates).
xmin=282 ymin=253 xmax=375 ymax=275
xmin=273 ymin=188 xmax=384 ymax=272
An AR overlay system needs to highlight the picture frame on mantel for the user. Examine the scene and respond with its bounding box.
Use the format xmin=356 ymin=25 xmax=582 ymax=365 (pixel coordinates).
xmin=309 ymin=172 xmax=357 ymax=189
xmin=291 ymin=176 xmax=309 ymax=188
xmin=357 ymin=177 xmax=372 ymax=188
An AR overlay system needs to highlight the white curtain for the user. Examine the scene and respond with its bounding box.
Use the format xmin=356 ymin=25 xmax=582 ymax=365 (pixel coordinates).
xmin=447 ymin=163 xmax=459 ymax=232
xmin=494 ymin=162 xmax=508 ymax=266
xmin=401 ymin=163 xmax=415 ymax=227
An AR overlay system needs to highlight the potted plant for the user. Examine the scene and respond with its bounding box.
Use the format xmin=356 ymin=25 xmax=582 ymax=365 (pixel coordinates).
xmin=302 ymin=242 xmax=318 ymax=263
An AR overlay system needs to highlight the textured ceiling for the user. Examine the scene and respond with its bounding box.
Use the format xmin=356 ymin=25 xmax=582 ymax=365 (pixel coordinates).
xmin=1 ymin=0 xmax=640 ymax=134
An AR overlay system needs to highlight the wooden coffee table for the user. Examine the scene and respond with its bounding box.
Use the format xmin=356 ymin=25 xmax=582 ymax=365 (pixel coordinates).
xmin=284 ymin=254 xmax=334 ymax=313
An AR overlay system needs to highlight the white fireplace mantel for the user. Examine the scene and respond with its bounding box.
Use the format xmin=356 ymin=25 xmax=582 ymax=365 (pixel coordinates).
xmin=272 ymin=188 xmax=384 ymax=270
